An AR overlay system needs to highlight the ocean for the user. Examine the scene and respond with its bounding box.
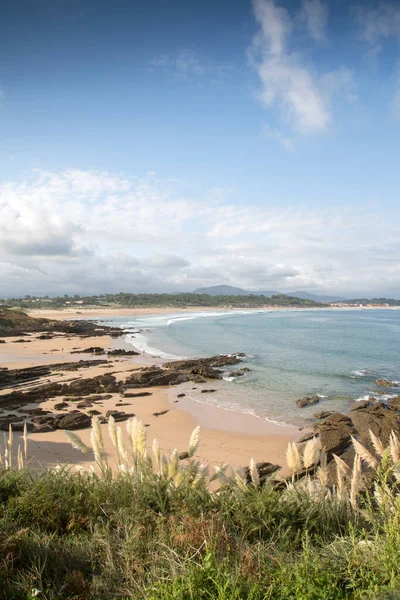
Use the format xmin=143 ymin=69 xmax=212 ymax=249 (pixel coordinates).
xmin=98 ymin=309 xmax=400 ymax=427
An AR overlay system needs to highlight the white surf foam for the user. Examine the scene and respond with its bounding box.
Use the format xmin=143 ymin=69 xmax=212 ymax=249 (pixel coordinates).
xmin=124 ymin=333 xmax=184 ymax=360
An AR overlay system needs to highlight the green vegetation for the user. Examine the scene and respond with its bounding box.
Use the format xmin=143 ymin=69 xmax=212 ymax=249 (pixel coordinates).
xmin=0 ymin=292 xmax=324 ymax=310
xmin=0 ymin=308 xmax=48 ymax=332
xmin=2 ymin=420 xmax=400 ymax=599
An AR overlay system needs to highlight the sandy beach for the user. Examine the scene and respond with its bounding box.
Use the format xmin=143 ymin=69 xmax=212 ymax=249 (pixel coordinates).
xmin=1 ymin=314 xmax=302 ymax=477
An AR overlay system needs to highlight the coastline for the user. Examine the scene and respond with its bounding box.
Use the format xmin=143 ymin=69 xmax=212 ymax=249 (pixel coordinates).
xmin=26 ymin=304 xmax=400 ymax=321
xmin=1 ymin=327 xmax=301 ymax=476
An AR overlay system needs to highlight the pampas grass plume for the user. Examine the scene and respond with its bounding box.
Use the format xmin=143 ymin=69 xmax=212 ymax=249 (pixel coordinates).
xmin=303 ymin=437 xmax=320 ymax=469
xmin=286 ymin=442 xmax=302 ymax=475
xmin=117 ymin=427 xmax=129 ymax=463
xmin=23 ymin=422 xmax=28 ymax=460
xmin=168 ymin=449 xmax=180 ymax=479
xmin=351 ymin=436 xmax=377 ymax=469
xmin=389 ymin=431 xmax=400 ymax=463
xmin=249 ymin=458 xmax=260 ymax=487
xmin=369 ymin=430 xmax=384 ymax=457
xmin=350 ymin=454 xmax=362 ymax=509
xmin=108 ymin=415 xmax=118 ymax=450
xmin=188 ymin=426 xmax=200 ymax=458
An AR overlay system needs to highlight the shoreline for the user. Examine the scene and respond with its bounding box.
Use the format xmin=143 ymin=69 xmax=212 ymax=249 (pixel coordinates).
xmin=26 ymin=304 xmax=400 ymax=320
xmin=1 ymin=327 xmax=302 ymax=475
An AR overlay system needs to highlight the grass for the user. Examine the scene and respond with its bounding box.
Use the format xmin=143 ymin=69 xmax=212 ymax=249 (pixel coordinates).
xmin=1 ymin=421 xmax=400 ymax=599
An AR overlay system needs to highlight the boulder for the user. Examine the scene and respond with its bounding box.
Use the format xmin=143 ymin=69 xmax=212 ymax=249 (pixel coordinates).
xmin=123 ymin=391 xmax=152 ymax=398
xmin=315 ymin=413 xmax=355 ymax=458
xmin=54 ymin=402 xmax=69 ymax=410
xmin=296 ymin=395 xmax=320 ymax=408
xmin=313 ymin=410 xmax=336 ymax=419
xmin=201 ymin=389 xmax=217 ymax=394
xmin=375 ymin=379 xmax=398 ymax=388
xmin=153 ymin=410 xmax=169 ymax=417
xmin=107 ymin=349 xmax=140 ymax=356
xmin=34 ymin=423 xmax=55 ymax=433
xmin=54 ymin=411 xmax=91 ymax=430
xmin=179 ymin=451 xmax=189 ymax=460
xmin=350 ymin=403 xmax=400 ymax=446
xmin=105 ymin=410 xmax=135 ymax=422
xmin=387 ymin=396 xmax=400 ymax=411
xmin=71 ymin=346 xmax=105 ymax=354
xmin=349 ymin=400 xmax=371 ymax=411
xmin=297 ymin=431 xmax=319 ymax=443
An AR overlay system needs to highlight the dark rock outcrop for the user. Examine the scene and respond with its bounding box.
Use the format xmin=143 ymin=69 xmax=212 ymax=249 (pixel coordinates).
xmin=375 ymin=379 xmax=398 ymax=388
xmin=296 ymin=395 xmax=320 ymax=408
xmin=315 ymin=413 xmax=355 ymax=458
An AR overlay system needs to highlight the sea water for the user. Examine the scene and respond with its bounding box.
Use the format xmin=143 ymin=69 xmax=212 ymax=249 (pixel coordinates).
xmin=98 ymin=309 xmax=400 ymax=426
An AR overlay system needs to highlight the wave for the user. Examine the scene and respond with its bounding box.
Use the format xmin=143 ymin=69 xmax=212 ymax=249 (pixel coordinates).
xmin=166 ymin=309 xmax=267 ymax=327
xmin=355 ymin=392 xmax=398 ymax=403
xmin=182 ymin=390 xmax=297 ymax=428
xmin=124 ymin=333 xmax=185 ymax=360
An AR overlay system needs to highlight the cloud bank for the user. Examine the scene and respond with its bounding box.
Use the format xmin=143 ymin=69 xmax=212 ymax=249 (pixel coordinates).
xmin=1 ymin=169 xmax=400 ymax=298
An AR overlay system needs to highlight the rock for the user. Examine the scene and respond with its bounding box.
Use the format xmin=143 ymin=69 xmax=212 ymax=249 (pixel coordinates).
xmin=107 ymin=349 xmax=140 ymax=356
xmin=123 ymin=391 xmax=152 ymax=398
xmin=0 ymin=420 xmax=34 ymax=432
xmin=38 ymin=334 xmax=53 ymax=339
xmin=33 ymin=423 xmax=55 ymax=433
xmin=153 ymin=410 xmax=169 ymax=417
xmin=177 ymin=393 xmax=186 ymax=398
xmin=243 ymin=462 xmax=281 ymax=486
xmin=71 ymin=346 xmax=105 ymax=354
xmin=316 ymin=413 xmax=355 ymax=458
xmin=32 ymin=415 xmax=55 ymax=425
xmin=13 ymin=339 xmax=31 ymax=343
xmin=54 ymin=402 xmax=69 ymax=410
xmin=105 ymin=410 xmax=135 ymax=422
xmin=0 ymin=340 xmax=5 ymax=343
xmin=201 ymin=389 xmax=216 ymax=394
xmin=296 ymin=395 xmax=320 ymax=408
xmin=313 ymin=410 xmax=336 ymax=419
xmin=179 ymin=451 xmax=189 ymax=460
xmin=125 ymin=366 xmax=191 ymax=388
xmin=297 ymin=431 xmax=319 ymax=443
xmin=350 ymin=403 xmax=400 ymax=447
xmin=54 ymin=411 xmax=91 ymax=430
xmin=387 ymin=396 xmax=400 ymax=411
xmin=88 ymin=409 xmax=101 ymax=416
xmin=225 ymin=368 xmax=251 ymax=378
xmin=349 ymin=400 xmax=371 ymax=411
xmin=375 ymin=379 xmax=398 ymax=388
xmin=76 ymin=400 xmax=94 ymax=409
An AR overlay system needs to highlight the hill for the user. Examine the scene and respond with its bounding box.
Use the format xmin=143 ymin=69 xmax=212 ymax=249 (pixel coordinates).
xmin=193 ymin=285 xmax=346 ymax=303
xmin=0 ymin=308 xmax=48 ymax=335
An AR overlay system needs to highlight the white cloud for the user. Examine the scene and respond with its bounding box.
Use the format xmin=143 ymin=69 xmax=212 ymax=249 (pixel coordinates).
xmin=357 ymin=2 xmax=400 ymax=43
xmin=301 ymin=0 xmax=328 ymax=43
xmin=1 ymin=169 xmax=400 ymax=298
xmin=248 ymin=0 xmax=356 ymax=138
xmin=249 ymin=0 xmax=331 ymax=135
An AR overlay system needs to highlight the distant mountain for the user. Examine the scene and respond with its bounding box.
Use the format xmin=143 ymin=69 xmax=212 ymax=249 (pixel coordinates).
xmin=193 ymin=285 xmax=279 ymax=296
xmin=193 ymin=285 xmax=347 ymax=303
xmin=286 ymin=291 xmax=348 ymax=303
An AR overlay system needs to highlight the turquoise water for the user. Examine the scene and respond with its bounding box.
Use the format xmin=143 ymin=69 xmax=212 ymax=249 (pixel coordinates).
xmin=100 ymin=309 xmax=400 ymax=426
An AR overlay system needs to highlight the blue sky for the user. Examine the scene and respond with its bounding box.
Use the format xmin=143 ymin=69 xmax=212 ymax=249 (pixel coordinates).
xmin=1 ymin=0 xmax=400 ymax=297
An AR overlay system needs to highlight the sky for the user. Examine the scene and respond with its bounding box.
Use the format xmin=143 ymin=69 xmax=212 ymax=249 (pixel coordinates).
xmin=1 ymin=0 xmax=400 ymax=298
